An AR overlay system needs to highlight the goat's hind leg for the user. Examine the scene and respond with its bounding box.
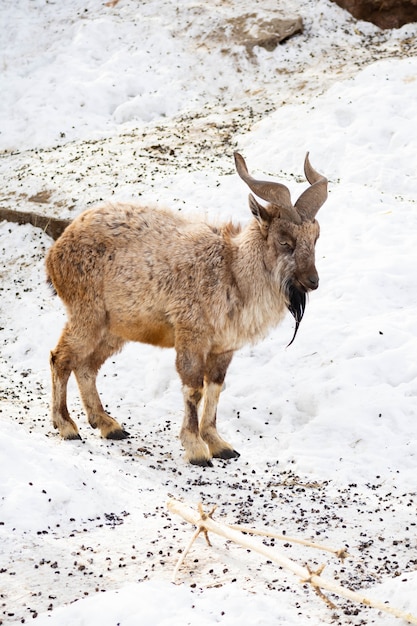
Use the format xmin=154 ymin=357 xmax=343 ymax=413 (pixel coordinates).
xmin=200 ymin=351 xmax=240 ymax=460
xmin=50 ymin=325 xmax=81 ymax=440
xmin=73 ymin=333 xmax=129 ymax=440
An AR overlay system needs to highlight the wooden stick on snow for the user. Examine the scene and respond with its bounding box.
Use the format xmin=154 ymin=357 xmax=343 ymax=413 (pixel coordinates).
xmin=226 ymin=523 xmax=350 ymax=560
xmin=167 ymin=498 xmax=417 ymax=625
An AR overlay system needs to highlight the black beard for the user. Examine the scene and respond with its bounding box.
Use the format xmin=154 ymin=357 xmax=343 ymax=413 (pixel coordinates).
xmin=286 ymin=282 xmax=307 ymax=347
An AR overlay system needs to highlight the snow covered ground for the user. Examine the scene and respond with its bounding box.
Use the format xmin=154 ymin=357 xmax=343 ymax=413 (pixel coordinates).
xmin=1 ymin=0 xmax=417 ymax=624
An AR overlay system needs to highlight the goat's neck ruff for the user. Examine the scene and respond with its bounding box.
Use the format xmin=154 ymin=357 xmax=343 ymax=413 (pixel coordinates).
xmin=221 ymin=221 xmax=290 ymax=345
xmin=230 ymin=221 xmax=289 ymax=298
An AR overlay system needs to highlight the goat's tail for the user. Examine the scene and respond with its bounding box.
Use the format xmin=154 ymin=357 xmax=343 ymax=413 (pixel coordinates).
xmin=46 ymin=276 xmax=57 ymax=296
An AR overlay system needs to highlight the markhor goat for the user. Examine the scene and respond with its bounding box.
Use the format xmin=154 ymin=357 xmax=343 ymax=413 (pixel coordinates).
xmin=46 ymin=153 xmax=328 ymax=466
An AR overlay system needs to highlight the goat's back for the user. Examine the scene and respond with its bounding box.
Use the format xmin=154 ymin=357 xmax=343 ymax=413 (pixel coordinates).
xmin=46 ymin=203 xmax=234 ymax=330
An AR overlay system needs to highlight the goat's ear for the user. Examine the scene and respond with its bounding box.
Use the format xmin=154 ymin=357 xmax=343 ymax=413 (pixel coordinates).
xmin=248 ymin=194 xmax=271 ymax=236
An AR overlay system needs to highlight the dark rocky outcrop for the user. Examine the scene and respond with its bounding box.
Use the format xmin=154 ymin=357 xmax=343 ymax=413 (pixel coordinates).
xmin=331 ymin=0 xmax=417 ymax=29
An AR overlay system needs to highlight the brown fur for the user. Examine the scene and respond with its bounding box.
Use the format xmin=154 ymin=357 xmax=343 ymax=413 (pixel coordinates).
xmin=46 ymin=154 xmax=327 ymax=466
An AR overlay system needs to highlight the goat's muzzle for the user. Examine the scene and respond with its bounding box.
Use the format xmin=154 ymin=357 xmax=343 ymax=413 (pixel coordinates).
xmin=286 ymin=282 xmax=307 ymax=347
xmin=305 ymin=274 xmax=319 ymax=290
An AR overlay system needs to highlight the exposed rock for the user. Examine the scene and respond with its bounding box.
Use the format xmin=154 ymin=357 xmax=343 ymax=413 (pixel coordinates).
xmin=171 ymin=4 xmax=303 ymax=57
xmin=222 ymin=13 xmax=303 ymax=54
xmin=331 ymin=0 xmax=417 ymax=29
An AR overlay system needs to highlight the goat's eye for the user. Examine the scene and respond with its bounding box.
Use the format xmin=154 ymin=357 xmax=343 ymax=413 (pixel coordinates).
xmin=279 ymin=241 xmax=294 ymax=252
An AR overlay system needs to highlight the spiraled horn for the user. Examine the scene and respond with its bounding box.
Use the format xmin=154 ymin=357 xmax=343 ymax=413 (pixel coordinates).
xmin=234 ymin=153 xmax=301 ymax=224
xmin=294 ymin=153 xmax=328 ymax=221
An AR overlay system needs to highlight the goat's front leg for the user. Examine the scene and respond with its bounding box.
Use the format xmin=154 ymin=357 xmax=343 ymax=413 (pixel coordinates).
xmin=176 ymin=338 xmax=212 ymax=466
xmin=200 ymin=351 xmax=240 ymax=460
xmin=180 ymin=385 xmax=213 ymax=466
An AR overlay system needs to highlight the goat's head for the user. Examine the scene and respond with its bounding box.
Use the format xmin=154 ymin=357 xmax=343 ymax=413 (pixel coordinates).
xmin=234 ymin=152 xmax=328 ymax=344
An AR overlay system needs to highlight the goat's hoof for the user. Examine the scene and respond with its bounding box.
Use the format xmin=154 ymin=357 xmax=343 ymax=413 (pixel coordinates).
xmin=190 ymin=457 xmax=214 ymax=468
xmin=106 ymin=429 xmax=130 ymax=440
xmin=214 ymin=448 xmax=240 ymax=460
xmin=63 ymin=433 xmax=82 ymax=441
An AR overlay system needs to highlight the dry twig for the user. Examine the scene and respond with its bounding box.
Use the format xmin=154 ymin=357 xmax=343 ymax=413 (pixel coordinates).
xmin=226 ymin=523 xmax=350 ymax=560
xmin=167 ymin=499 xmax=417 ymax=625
